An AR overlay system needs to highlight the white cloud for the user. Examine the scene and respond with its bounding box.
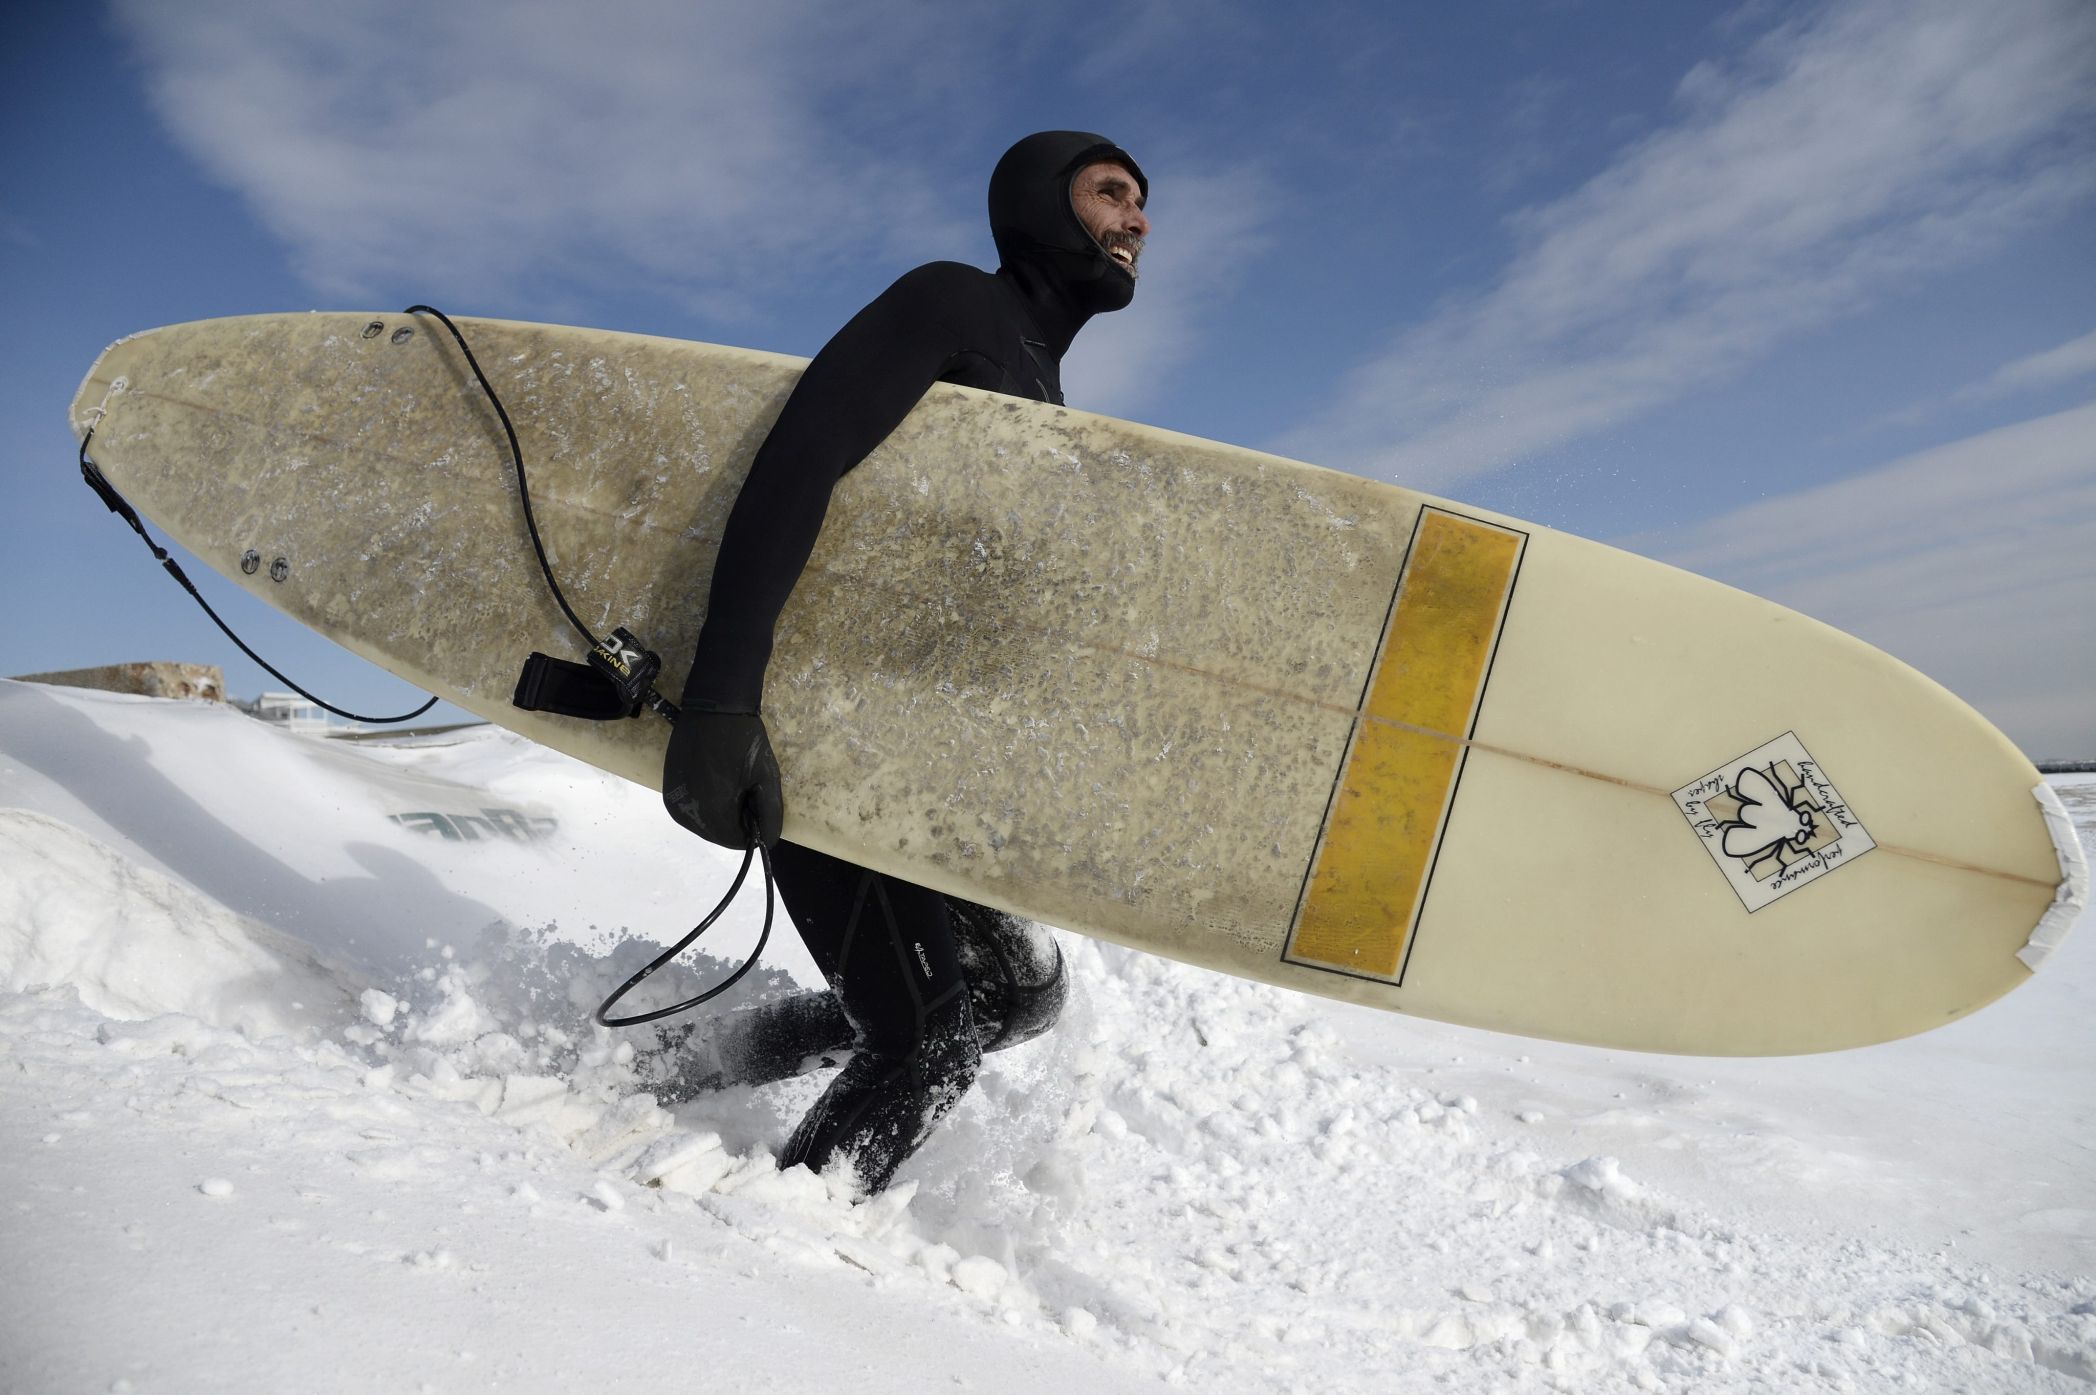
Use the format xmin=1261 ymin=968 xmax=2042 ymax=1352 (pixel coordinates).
xmin=1875 ymin=326 xmax=2096 ymax=428
xmin=1878 ymin=322 xmax=2096 ymax=427
xmin=1953 ymin=329 xmax=2096 ymax=404
xmin=101 ymin=7 xmax=925 ymax=298
xmin=1620 ymin=404 xmax=2096 ymax=756
xmin=1277 ymin=0 xmax=2096 ymax=488
xmin=109 ymin=0 xmax=1254 ymax=411
xmin=112 ymin=0 xmax=999 ymax=310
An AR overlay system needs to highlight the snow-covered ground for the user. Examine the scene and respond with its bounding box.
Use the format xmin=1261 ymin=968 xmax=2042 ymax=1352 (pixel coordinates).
xmin=2 ymin=678 xmax=2091 ymax=1394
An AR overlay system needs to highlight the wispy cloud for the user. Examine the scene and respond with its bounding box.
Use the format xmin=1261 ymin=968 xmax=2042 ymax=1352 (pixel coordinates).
xmin=109 ymin=0 xmax=1261 ymax=412
xmin=1873 ymin=326 xmax=2096 ymax=429
xmin=1277 ymin=0 xmax=2096 ymax=489
xmin=111 ymin=0 xmax=987 ymax=312
xmin=1951 ymin=329 xmax=2096 ymax=405
xmin=1620 ymin=403 xmax=2096 ymax=755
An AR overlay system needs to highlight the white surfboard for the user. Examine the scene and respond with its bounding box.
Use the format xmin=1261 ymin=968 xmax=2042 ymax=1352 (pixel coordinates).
xmin=68 ymin=312 xmax=2087 ymax=1054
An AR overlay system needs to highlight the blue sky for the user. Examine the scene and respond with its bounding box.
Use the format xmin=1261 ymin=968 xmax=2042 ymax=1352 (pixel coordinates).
xmin=5 ymin=0 xmax=2092 ymax=753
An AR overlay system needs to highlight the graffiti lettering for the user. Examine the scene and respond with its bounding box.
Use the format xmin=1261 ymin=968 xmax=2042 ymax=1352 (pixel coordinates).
xmin=389 ymin=808 xmax=559 ymax=843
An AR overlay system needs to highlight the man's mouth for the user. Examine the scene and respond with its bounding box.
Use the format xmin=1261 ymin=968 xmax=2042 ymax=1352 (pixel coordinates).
xmin=1104 ymin=236 xmax=1142 ymax=276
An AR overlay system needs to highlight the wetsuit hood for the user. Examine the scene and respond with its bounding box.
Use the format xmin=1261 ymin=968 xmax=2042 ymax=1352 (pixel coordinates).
xmin=989 ymin=130 xmax=1146 ymax=336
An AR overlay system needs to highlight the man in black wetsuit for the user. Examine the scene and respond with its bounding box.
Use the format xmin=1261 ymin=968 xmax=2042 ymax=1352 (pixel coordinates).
xmin=659 ymin=131 xmax=1151 ymax=1194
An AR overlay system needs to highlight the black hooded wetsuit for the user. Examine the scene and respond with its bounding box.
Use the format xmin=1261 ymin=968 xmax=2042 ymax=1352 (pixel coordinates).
xmin=677 ymin=132 xmax=1146 ymax=1193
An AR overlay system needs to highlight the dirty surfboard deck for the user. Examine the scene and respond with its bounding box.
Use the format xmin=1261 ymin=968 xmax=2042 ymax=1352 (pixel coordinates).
xmin=68 ymin=313 xmax=2084 ymax=1054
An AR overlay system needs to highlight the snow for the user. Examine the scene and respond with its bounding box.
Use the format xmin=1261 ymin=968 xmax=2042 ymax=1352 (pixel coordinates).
xmin=2 ymin=677 xmax=2092 ymax=1393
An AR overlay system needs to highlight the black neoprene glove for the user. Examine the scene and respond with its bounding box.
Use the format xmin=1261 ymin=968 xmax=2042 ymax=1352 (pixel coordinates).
xmin=662 ymin=708 xmax=784 ymax=850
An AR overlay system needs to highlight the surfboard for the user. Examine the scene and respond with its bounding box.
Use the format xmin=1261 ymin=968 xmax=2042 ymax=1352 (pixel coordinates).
xmin=67 ymin=312 xmax=2086 ymax=1055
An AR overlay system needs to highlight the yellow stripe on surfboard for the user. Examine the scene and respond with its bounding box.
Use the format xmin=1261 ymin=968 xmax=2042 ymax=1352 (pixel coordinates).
xmin=1285 ymin=508 xmax=1526 ymax=983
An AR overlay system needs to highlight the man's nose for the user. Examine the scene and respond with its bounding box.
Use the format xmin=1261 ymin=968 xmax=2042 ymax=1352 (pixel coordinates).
xmin=1126 ymin=205 xmax=1151 ymax=238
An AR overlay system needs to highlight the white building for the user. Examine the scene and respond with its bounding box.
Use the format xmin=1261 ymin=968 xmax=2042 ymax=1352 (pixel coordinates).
xmin=253 ymin=692 xmax=330 ymax=734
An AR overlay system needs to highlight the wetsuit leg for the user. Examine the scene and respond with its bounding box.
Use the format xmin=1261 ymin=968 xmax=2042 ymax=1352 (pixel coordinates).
xmin=660 ymin=892 xmax=1066 ymax=1122
xmin=767 ymin=839 xmax=983 ymax=1193
xmin=663 ymin=900 xmax=1065 ymax=1104
xmin=948 ymin=898 xmax=1068 ymax=1051
xmin=658 ymin=990 xmax=855 ymax=1100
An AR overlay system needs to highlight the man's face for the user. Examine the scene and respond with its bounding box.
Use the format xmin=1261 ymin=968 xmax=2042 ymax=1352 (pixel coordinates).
xmin=1070 ymin=160 xmax=1149 ymax=279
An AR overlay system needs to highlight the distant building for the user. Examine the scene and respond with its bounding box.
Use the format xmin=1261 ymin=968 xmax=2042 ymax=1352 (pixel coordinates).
xmin=250 ymin=692 xmax=331 ymax=734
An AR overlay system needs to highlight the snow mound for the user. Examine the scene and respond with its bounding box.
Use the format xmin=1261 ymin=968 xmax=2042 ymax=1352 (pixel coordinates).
xmin=3 ymin=682 xmax=2094 ymax=1394
xmin=0 ymin=807 xmax=359 ymax=1038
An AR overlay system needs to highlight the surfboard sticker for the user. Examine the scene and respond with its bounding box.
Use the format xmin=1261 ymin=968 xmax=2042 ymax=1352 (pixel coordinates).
xmin=1673 ymin=732 xmax=1876 ymax=913
xmin=1283 ymin=507 xmax=1527 ymax=986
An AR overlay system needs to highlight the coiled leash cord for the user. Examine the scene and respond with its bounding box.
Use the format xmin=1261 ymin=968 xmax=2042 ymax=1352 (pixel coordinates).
xmin=402 ymin=306 xmax=773 ymax=1027
xmin=593 ymin=824 xmax=775 ymax=1027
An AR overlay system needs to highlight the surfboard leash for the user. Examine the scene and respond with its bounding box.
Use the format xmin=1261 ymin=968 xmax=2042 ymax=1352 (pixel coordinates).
xmin=595 ymin=829 xmax=776 ymax=1027
xmin=404 ymin=305 xmax=680 ymax=727
xmin=81 ymin=315 xmax=772 ymax=1028
xmin=77 ymin=428 xmax=441 ymax=725
xmin=403 ymin=305 xmax=776 ymax=1028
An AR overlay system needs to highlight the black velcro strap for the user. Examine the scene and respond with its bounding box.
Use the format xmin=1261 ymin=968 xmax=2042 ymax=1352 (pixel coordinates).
xmin=512 ymin=652 xmax=639 ymax=720
xmin=82 ymin=453 xmax=164 ymax=558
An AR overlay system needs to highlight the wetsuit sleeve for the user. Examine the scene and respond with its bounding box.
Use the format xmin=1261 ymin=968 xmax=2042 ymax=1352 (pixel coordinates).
xmin=681 ymin=265 xmax=975 ymax=712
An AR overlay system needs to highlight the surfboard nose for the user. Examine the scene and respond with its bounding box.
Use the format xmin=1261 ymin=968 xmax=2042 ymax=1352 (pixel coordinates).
xmin=71 ymin=324 xmax=173 ymax=443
